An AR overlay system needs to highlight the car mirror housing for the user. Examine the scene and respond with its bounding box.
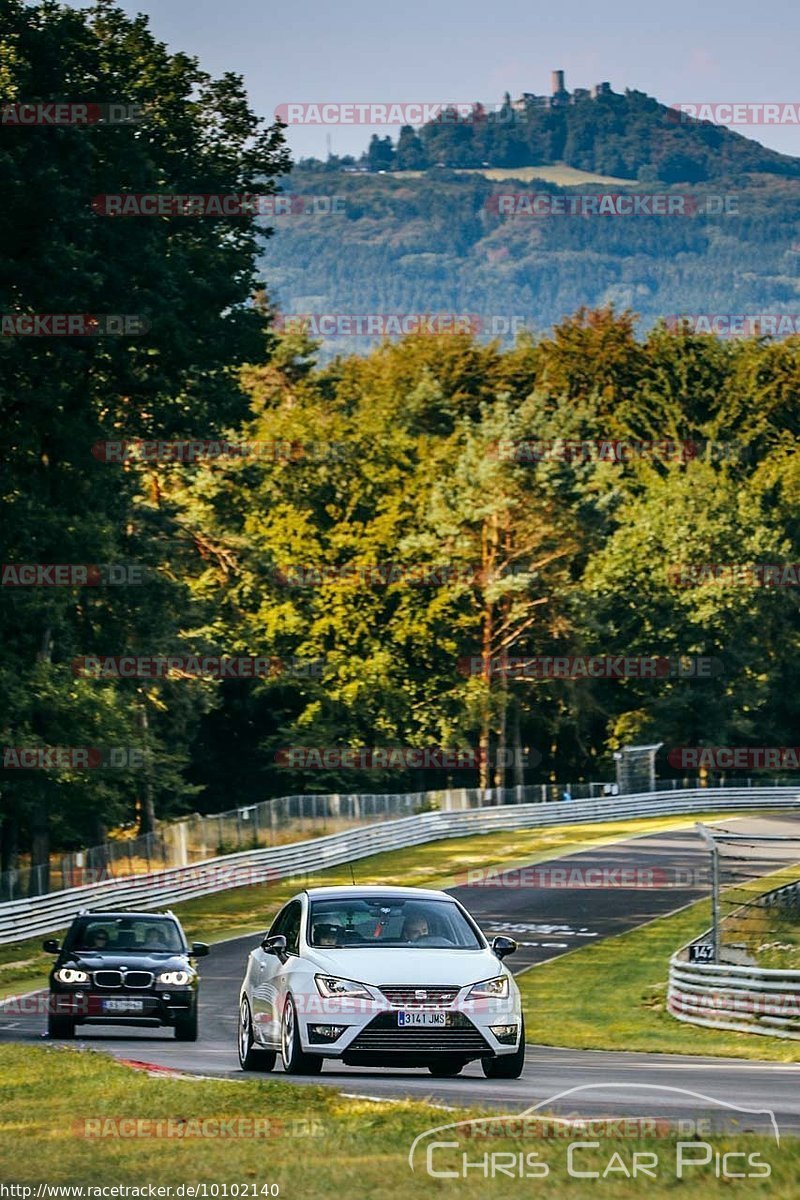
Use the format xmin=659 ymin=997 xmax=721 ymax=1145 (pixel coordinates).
xmin=491 ymin=935 xmax=517 ymax=960
xmin=42 ymin=938 xmax=61 ymax=953
xmin=261 ymin=934 xmax=287 ymax=956
xmin=190 ymin=942 xmax=210 ymax=957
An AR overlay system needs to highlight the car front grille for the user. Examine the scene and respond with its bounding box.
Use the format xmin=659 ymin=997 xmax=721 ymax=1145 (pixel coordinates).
xmin=93 ymin=970 xmax=154 ymax=989
xmin=346 ymin=1013 xmax=490 ymax=1055
xmin=378 ymin=985 xmax=460 ymax=1008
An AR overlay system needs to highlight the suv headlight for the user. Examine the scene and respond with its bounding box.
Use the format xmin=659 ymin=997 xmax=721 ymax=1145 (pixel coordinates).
xmin=466 ymin=976 xmax=509 ymax=1000
xmin=314 ymin=975 xmax=373 ymax=1000
xmin=158 ymin=970 xmax=192 ymax=986
xmin=55 ymin=967 xmax=89 ymax=985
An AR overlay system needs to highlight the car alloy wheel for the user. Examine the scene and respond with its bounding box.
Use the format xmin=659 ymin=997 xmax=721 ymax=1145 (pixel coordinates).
xmin=238 ymin=997 xmax=275 ymax=1072
xmin=280 ymin=994 xmax=322 ymax=1075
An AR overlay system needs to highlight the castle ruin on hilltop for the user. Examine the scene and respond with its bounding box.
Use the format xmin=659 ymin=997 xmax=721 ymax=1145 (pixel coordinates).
xmin=511 ymin=70 xmax=613 ymax=113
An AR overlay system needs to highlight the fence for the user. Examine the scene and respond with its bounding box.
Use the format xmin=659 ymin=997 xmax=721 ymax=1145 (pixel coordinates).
xmin=5 ymin=775 xmax=800 ymax=901
xmin=1 ymin=785 xmax=798 ymax=945
xmin=668 ymin=877 xmax=800 ymax=1040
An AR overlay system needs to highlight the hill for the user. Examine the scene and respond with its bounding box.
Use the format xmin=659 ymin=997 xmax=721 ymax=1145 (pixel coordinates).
xmin=259 ymin=168 xmax=800 ymax=357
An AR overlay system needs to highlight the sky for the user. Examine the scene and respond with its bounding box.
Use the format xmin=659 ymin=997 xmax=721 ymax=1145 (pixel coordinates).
xmin=67 ymin=0 xmax=800 ymax=162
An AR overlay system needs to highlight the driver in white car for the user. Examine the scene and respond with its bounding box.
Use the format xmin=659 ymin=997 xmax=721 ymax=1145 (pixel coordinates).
xmin=402 ymin=914 xmax=430 ymax=942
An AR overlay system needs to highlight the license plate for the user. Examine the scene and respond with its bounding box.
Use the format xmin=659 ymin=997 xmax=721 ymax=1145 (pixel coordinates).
xmin=397 ymin=1011 xmax=447 ymax=1027
xmin=103 ymin=999 xmax=145 ymax=1014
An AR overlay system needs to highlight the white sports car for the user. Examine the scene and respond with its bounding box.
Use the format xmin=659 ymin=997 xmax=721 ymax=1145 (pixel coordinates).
xmin=237 ymin=885 xmax=525 ymax=1078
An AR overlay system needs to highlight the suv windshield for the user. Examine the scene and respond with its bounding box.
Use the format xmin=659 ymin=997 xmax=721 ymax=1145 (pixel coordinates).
xmin=68 ymin=917 xmax=185 ymax=954
xmin=308 ymin=897 xmax=482 ymax=949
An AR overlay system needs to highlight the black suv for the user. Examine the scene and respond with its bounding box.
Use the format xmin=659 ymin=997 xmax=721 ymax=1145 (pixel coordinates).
xmin=43 ymin=910 xmax=209 ymax=1041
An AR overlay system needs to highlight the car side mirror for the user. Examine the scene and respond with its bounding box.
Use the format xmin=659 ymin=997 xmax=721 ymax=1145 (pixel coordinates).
xmin=42 ymin=938 xmax=61 ymax=954
xmin=491 ymin=935 xmax=517 ymax=960
xmin=261 ymin=934 xmax=287 ymax=956
xmin=190 ymin=942 xmax=209 ymax=957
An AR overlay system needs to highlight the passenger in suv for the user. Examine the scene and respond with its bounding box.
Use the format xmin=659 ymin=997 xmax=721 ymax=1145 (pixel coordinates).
xmin=43 ymin=910 xmax=209 ymax=1041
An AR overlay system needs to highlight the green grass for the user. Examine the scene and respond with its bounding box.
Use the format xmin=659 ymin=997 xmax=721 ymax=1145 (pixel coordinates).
xmin=1 ymin=810 xmax=748 ymax=1001
xmin=0 ymin=1044 xmax=796 ymax=1196
xmin=519 ymin=896 xmax=800 ymax=1062
xmin=396 ymin=163 xmax=636 ymax=185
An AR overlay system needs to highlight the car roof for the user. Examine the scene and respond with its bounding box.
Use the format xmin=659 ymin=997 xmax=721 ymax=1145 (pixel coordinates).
xmin=303 ymin=885 xmax=453 ymax=901
xmin=72 ymin=911 xmax=179 ymax=921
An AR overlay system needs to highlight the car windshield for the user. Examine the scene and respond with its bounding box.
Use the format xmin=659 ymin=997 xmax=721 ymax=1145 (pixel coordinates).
xmin=69 ymin=918 xmax=184 ymax=953
xmin=308 ymin=897 xmax=482 ymax=949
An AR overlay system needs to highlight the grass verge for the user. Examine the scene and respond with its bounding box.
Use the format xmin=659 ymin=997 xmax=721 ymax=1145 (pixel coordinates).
xmin=0 ymin=810 xmax=746 ymax=1001
xmin=518 ymin=895 xmax=800 ymax=1062
xmin=0 ymin=1043 xmax=795 ymax=1196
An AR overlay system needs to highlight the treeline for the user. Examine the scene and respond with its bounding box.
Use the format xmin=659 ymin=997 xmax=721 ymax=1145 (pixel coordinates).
xmin=163 ymin=313 xmax=800 ymax=820
xmin=302 ymin=89 xmax=800 ymax=182
xmin=262 ymin=170 xmax=800 ymax=358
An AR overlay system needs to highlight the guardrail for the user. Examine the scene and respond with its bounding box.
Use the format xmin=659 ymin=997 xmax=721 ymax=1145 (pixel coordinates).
xmin=669 ymin=878 xmax=800 ymax=1041
xmin=2 ymin=786 xmax=798 ymax=945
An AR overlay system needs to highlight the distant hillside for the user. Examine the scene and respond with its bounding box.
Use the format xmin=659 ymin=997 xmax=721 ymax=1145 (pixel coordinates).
xmin=302 ymin=78 xmax=800 ymax=184
xmin=260 ymin=168 xmax=800 ymax=358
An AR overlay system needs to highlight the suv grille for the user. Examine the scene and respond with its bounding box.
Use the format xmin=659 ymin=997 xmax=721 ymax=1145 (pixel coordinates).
xmin=93 ymin=970 xmax=154 ymax=989
xmin=378 ymin=985 xmax=460 ymax=1008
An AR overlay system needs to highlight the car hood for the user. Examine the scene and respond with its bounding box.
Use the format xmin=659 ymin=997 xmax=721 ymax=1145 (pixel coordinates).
xmin=64 ymin=952 xmax=191 ymax=972
xmin=303 ymin=947 xmax=506 ymax=987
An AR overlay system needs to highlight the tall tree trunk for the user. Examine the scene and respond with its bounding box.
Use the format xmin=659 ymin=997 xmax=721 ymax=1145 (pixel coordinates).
xmin=137 ymin=700 xmax=157 ymax=834
xmin=29 ymin=798 xmax=50 ymax=896
xmin=512 ymin=700 xmax=525 ymax=789
xmin=493 ymin=662 xmax=508 ymax=794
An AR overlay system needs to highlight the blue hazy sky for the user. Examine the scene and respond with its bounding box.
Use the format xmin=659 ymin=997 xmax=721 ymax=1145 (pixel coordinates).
xmin=70 ymin=0 xmax=800 ymax=162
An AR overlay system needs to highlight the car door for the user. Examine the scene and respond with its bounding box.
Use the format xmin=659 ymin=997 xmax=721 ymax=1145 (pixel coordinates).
xmin=250 ymin=901 xmax=291 ymax=1043
xmin=255 ymin=899 xmax=303 ymax=1045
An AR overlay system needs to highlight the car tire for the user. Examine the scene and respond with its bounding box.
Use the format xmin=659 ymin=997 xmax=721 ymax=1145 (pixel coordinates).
xmin=47 ymin=1013 xmax=75 ymax=1039
xmin=280 ymin=994 xmax=323 ymax=1075
xmin=238 ymin=998 xmax=276 ymax=1071
xmin=174 ymin=1009 xmax=198 ymax=1042
xmin=481 ymin=1017 xmax=526 ymax=1080
xmin=428 ymin=1058 xmax=466 ymax=1077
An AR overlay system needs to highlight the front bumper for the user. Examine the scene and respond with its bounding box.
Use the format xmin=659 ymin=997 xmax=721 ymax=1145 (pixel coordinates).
xmin=49 ymin=989 xmax=195 ymax=1026
xmin=297 ymin=994 xmax=522 ymax=1062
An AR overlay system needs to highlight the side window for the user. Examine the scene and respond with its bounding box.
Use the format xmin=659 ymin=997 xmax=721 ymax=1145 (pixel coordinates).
xmin=268 ymin=905 xmax=290 ymax=939
xmin=283 ymin=901 xmax=302 ymax=955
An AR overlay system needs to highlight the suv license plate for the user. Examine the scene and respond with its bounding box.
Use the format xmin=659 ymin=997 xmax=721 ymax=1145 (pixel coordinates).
xmin=397 ymin=1011 xmax=446 ymax=1027
xmin=103 ymin=999 xmax=145 ymax=1013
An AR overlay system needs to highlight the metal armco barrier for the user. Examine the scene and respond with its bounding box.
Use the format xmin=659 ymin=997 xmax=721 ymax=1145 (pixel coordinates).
xmin=2 ymin=786 xmax=798 ymax=945
xmin=669 ymin=876 xmax=800 ymax=1041
xmin=669 ymin=954 xmax=800 ymax=1040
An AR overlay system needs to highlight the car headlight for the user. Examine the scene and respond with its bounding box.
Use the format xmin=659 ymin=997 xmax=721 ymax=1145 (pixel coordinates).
xmin=314 ymin=975 xmax=373 ymax=1000
xmin=466 ymin=975 xmax=509 ymax=1000
xmin=54 ymin=967 xmax=89 ymax=985
xmin=158 ymin=970 xmax=192 ymax=986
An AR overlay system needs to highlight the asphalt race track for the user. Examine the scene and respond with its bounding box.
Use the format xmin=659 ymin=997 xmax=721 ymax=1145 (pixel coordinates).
xmin=4 ymin=813 xmax=800 ymax=1133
